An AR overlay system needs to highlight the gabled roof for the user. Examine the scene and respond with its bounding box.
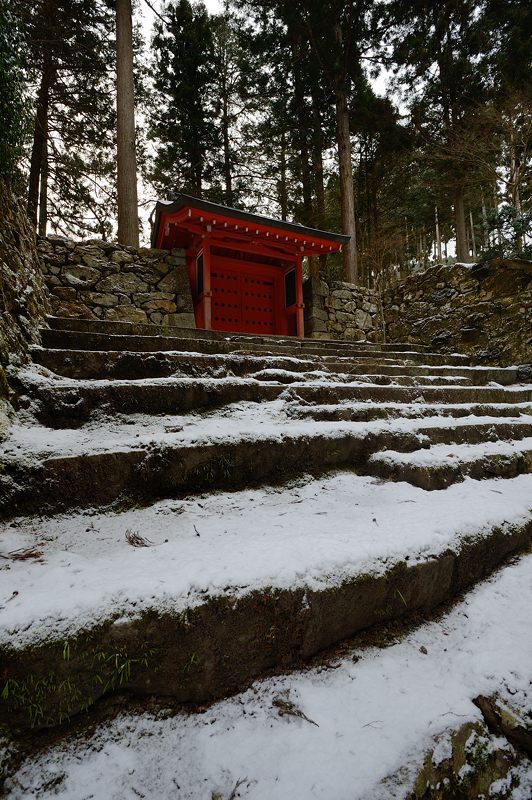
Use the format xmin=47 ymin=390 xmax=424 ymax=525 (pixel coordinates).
xmin=152 ymin=193 xmax=350 ymax=254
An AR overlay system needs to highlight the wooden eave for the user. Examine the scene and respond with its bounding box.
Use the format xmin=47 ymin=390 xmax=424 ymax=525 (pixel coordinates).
xmin=152 ymin=194 xmax=350 ymax=258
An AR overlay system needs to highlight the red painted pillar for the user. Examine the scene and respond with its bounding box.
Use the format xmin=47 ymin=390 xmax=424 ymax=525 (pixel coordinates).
xmin=295 ymin=254 xmax=304 ymax=338
xmin=203 ymin=237 xmax=212 ymax=330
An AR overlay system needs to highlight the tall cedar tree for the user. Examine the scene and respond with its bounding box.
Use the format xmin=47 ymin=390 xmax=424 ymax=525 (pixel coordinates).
xmin=0 ymin=0 xmax=26 ymax=181
xmin=116 ymin=0 xmax=139 ymax=247
xmin=22 ymin=0 xmax=116 ymax=237
xmin=208 ymin=8 xmax=257 ymax=207
xmin=236 ymin=9 xmax=313 ymax=220
xmin=239 ymin=0 xmax=379 ymax=283
xmin=150 ymin=0 xmax=217 ymax=197
xmin=386 ymin=0 xmax=491 ymax=262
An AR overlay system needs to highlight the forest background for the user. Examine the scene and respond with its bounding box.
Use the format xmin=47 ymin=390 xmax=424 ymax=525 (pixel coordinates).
xmin=1 ymin=0 xmax=531 ymax=288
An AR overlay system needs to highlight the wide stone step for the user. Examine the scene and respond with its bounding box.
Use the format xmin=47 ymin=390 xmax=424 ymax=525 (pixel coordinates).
xmin=30 ymin=347 xmax=518 ymax=386
xmin=289 ymin=400 xmax=532 ymax=422
xmin=45 ymin=315 xmax=432 ymax=353
xmin=1 ymin=472 xmax=531 ymax=729
xmin=369 ymin=437 xmax=532 ymax=490
xmin=3 ymin=417 xmax=532 ymax=517
xmin=290 ymin=383 xmax=532 ymax=406
xmin=250 ymin=370 xmax=471 ymax=387
xmin=16 ymin=371 xmax=532 ymax=428
xmin=39 ymin=328 xmax=471 ymax=366
xmin=6 ymin=553 xmax=531 ymax=793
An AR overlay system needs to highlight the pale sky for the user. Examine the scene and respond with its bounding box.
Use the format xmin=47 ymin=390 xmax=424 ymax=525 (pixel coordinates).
xmin=138 ymin=0 xmax=223 ymax=40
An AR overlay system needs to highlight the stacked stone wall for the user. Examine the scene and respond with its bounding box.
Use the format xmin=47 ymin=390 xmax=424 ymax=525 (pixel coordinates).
xmin=0 ymin=191 xmax=49 ymax=366
xmin=303 ymin=277 xmax=383 ymax=342
xmin=33 ymin=239 xmax=532 ymax=366
xmin=382 ymin=260 xmax=531 ymax=365
xmin=1 ymin=186 xmax=50 ymax=436
xmin=38 ymin=236 xmax=194 ymax=327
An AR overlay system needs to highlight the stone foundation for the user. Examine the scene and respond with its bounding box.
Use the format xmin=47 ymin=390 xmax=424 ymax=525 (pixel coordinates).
xmin=36 ymin=240 xmax=532 ymax=366
xmin=38 ymin=236 xmax=195 ymax=327
xmin=1 ymin=185 xmax=50 ymax=437
xmin=303 ymin=277 xmax=383 ymax=342
xmin=383 ymin=260 xmax=532 ymax=365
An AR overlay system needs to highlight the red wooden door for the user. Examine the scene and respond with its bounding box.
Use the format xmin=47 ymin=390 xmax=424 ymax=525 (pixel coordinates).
xmin=211 ymin=260 xmax=279 ymax=334
xmin=210 ymin=267 xmax=242 ymax=331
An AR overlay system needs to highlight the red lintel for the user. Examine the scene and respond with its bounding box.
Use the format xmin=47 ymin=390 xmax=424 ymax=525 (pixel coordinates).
xmin=156 ymin=205 xmax=344 ymax=256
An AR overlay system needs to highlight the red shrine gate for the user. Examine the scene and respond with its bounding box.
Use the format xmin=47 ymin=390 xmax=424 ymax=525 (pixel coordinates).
xmin=152 ymin=194 xmax=349 ymax=337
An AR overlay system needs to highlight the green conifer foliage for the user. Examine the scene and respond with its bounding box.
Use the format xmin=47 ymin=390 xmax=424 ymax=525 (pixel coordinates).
xmin=0 ymin=1 xmax=27 ymax=180
xmin=150 ymin=0 xmax=217 ymax=197
xmin=22 ymin=0 xmax=117 ymax=237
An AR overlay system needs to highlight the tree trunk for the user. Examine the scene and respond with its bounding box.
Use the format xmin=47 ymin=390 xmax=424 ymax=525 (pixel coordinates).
xmin=333 ymin=23 xmax=357 ymax=284
xmin=493 ymin=183 xmax=502 ymax=246
xmin=469 ymin=209 xmax=477 ymax=260
xmin=28 ymin=50 xmax=55 ymax=228
xmin=509 ymin=131 xmax=523 ymax=253
xmin=311 ymin=90 xmax=327 ymax=275
xmin=116 ymin=0 xmax=139 ymax=247
xmin=481 ymin=192 xmax=489 ymax=249
xmin=311 ymin=96 xmax=325 ymax=229
xmin=435 ymin=206 xmax=442 ymax=262
xmin=290 ymin=37 xmax=313 ymax=226
xmin=38 ymin=137 xmax=48 ymax=237
xmin=278 ymin=132 xmax=288 ymax=221
xmin=334 ymin=84 xmax=357 ymax=283
xmin=222 ymin=91 xmax=233 ymax=206
xmin=454 ymin=187 xmax=470 ymax=262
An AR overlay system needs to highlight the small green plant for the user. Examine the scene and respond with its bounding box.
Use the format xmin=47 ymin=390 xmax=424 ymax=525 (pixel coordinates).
xmin=182 ymin=652 xmax=200 ymax=675
xmin=62 ymin=641 xmax=71 ymax=662
xmin=1 ymin=639 xmax=158 ymax=728
xmin=396 ymin=588 xmax=408 ymax=608
xmin=465 ymin=734 xmax=490 ymax=772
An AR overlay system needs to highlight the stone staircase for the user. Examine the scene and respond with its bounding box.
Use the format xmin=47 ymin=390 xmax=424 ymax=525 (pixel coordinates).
xmin=1 ymin=316 xmax=531 ymax=732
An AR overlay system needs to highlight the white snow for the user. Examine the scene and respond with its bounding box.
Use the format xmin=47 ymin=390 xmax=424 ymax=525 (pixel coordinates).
xmin=1 ymin=472 xmax=531 ymax=649
xmin=2 ymin=398 xmax=532 ymax=462
xmin=370 ymin=437 xmax=532 ymax=467
xmin=4 ymin=552 xmax=532 ymax=800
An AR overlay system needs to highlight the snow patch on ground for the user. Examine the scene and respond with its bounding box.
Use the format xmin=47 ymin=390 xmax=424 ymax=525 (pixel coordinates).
xmin=3 ymin=399 xmax=532 ymax=461
xmin=4 ymin=553 xmax=532 ymax=800
xmin=370 ymin=437 xmax=532 ymax=467
xmin=1 ymin=473 xmax=531 ymax=649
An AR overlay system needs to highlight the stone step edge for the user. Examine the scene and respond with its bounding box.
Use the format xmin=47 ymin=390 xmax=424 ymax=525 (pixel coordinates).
xmin=15 ymin=377 xmax=532 ymax=430
xmin=39 ymin=329 xmax=470 ymax=365
xmin=2 ymin=519 xmax=530 ymax=731
xmin=29 ymin=347 xmax=519 ymax=385
xmin=3 ymin=423 xmax=532 ymax=519
xmin=291 ymin=402 xmax=532 ymax=422
xmin=368 ymin=445 xmax=532 ymax=490
xmin=44 ymin=317 xmax=431 ymax=353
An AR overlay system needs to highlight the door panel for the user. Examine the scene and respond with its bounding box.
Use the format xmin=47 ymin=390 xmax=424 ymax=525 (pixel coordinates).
xmin=211 ymin=260 xmax=279 ymax=334
xmin=241 ymin=273 xmax=275 ymax=333
xmin=210 ymin=269 xmax=242 ymax=332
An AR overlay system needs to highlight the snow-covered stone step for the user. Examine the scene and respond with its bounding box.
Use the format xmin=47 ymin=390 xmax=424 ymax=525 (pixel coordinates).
xmin=250 ymin=368 xmax=473 ymax=387
xmin=3 ymin=411 xmax=532 ymax=517
xmin=369 ymin=437 xmax=532 ymax=490
xmin=15 ymin=369 xmax=532 ymax=428
xmin=45 ymin=315 xmax=433 ymax=353
xmin=289 ymin=400 xmax=532 ymax=422
xmin=289 ymin=382 xmax=532 ymax=407
xmin=1 ymin=473 xmax=531 ymax=729
xmin=6 ymin=551 xmax=531 ymax=797
xmin=30 ymin=346 xmax=517 ymax=384
xmin=39 ymin=327 xmax=471 ymax=366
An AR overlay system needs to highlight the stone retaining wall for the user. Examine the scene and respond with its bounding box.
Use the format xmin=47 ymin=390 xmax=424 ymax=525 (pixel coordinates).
xmin=1 ymin=186 xmax=50 ymax=437
xmin=382 ymin=260 xmax=532 ymax=365
xmin=35 ymin=238 xmax=532 ymax=365
xmin=37 ymin=236 xmax=194 ymax=327
xmin=303 ymin=277 xmax=383 ymax=342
